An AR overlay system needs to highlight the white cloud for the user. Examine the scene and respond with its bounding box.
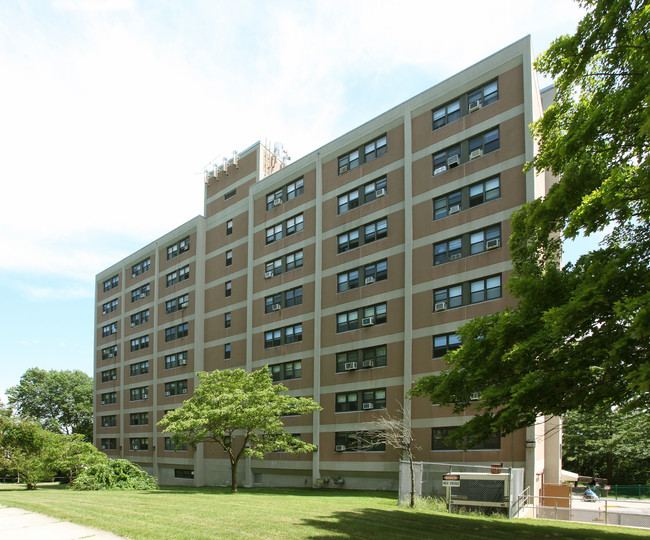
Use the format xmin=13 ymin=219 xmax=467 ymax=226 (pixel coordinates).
xmin=0 ymin=0 xmax=586 ymax=289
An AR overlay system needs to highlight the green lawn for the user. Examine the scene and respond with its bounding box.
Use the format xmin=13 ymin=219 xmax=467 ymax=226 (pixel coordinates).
xmin=0 ymin=484 xmax=645 ymax=539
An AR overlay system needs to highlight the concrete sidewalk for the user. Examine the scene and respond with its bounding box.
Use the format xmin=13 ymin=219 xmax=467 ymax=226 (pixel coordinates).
xmin=0 ymin=505 xmax=127 ymax=539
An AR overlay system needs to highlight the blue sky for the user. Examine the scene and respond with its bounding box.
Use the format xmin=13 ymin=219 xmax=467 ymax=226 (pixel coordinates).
xmin=0 ymin=0 xmax=589 ymax=402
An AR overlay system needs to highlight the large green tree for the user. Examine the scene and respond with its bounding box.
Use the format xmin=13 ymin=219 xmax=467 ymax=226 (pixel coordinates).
xmin=158 ymin=367 xmax=321 ymax=492
xmin=411 ymin=0 xmax=650 ymax=444
xmin=7 ymin=368 xmax=93 ymax=440
xmin=563 ymin=407 xmax=650 ymax=484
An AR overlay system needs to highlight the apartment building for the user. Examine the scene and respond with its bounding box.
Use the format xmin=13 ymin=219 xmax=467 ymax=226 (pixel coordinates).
xmin=94 ymin=36 xmax=561 ymax=495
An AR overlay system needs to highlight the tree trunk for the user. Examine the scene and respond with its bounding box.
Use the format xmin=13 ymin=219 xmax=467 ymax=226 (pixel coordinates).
xmin=230 ymin=457 xmax=238 ymax=493
xmin=606 ymin=452 xmax=613 ymax=485
xmin=409 ymin=451 xmax=415 ymax=508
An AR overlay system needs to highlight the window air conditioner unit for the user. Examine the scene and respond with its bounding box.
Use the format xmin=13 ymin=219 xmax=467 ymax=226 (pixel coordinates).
xmin=132 ymin=446 xmax=139 ymax=450
xmin=364 ymin=276 xmax=375 ymax=285
xmin=273 ymin=197 xmax=283 ymax=207
xmin=447 ymin=155 xmax=460 ymax=168
xmin=470 ymin=392 xmax=481 ymax=401
xmin=375 ymin=187 xmax=387 ymax=198
xmin=486 ymin=238 xmax=501 ymax=250
xmin=435 ymin=301 xmax=448 ymax=312
xmin=362 ymin=359 xmax=375 ymax=368
xmin=361 ymin=316 xmax=375 ymax=327
xmin=109 ymin=352 xmax=115 ymax=358
xmin=469 ymin=99 xmax=482 ymax=112
xmin=265 ymin=270 xmax=274 ymax=279
xmin=344 ymin=362 xmax=358 ymax=371
xmin=111 ymin=375 xmax=117 ymax=380
xmin=433 ymin=165 xmax=447 ymax=176
xmin=271 ymin=303 xmax=282 ymax=311
xmin=450 ymin=253 xmax=462 ymax=261
xmin=101 ymin=444 xmax=107 ymax=450
xmin=180 ymin=302 xmax=189 ymax=309
xmin=448 ymin=204 xmax=461 ymax=215
xmin=179 ymin=358 xmax=187 ymax=366
xmin=165 ymin=391 xmax=171 ymax=396
xmin=335 ymin=444 xmax=346 ymax=452
xmin=469 ymin=149 xmax=483 ymax=160
xmin=181 ymin=388 xmax=188 ymax=394
xmin=130 ymin=322 xmax=136 ymax=327
xmin=362 ymin=402 xmax=374 ymax=410
xmin=339 ymin=164 xmax=349 ymax=174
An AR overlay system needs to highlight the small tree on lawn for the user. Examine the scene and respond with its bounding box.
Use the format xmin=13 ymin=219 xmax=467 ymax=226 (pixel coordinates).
xmin=359 ymin=402 xmax=419 ymax=507
xmin=158 ymin=367 xmax=321 ymax=493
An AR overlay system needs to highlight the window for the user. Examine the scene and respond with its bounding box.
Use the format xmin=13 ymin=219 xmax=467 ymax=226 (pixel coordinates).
xmin=265 ymin=249 xmax=303 ymax=277
xmin=129 ymin=437 xmax=149 ymax=451
xmin=131 ymin=257 xmax=151 ymax=277
xmin=101 ymin=415 xmax=116 ymax=428
xmin=336 ymin=345 xmax=387 ymax=372
xmin=434 ymin=274 xmax=502 ymax=311
xmin=101 ymin=438 xmax=117 ymax=450
xmin=432 ymin=99 xmax=461 ymax=130
xmin=102 ymin=346 xmax=118 ymax=360
xmin=470 ymin=275 xmax=502 ymax=303
xmin=338 ymin=134 xmax=387 ymax=175
xmin=164 ymin=379 xmax=188 ymax=396
xmin=101 ymin=369 xmax=117 ymax=382
xmin=101 ymin=392 xmax=117 ymax=405
xmin=270 ymin=360 xmax=302 ymax=381
xmin=167 ymin=237 xmax=190 ymax=260
xmin=130 ymin=335 xmax=149 ymax=351
xmin=469 ymin=176 xmax=500 ymax=207
xmin=264 ymin=286 xmax=302 ymax=313
xmin=432 ymin=426 xmax=500 ymax=451
xmin=264 ymin=324 xmax=302 ymax=348
xmin=130 ymin=309 xmax=150 ymax=327
xmin=225 ymin=250 xmax=232 ymax=266
xmin=336 ymin=303 xmax=386 ymax=333
xmin=225 ymin=312 xmax=231 ymax=328
xmin=338 ymin=259 xmax=387 ymax=292
xmin=102 ymin=299 xmax=118 ymax=315
xmin=175 ymin=468 xmax=194 ymax=479
xmin=165 ymin=323 xmax=189 ymax=342
xmin=224 ymin=343 xmax=231 ymax=359
xmin=225 ymin=281 xmax=232 ymax=297
xmin=131 ymin=283 xmax=151 ymax=303
xmin=226 ymin=220 xmax=233 ymax=235
xmin=103 ymin=275 xmax=119 ymax=292
xmin=129 ymin=360 xmax=149 ymax=376
xmin=433 ymin=190 xmax=462 ymax=220
xmin=224 ymin=189 xmax=236 ymax=200
xmin=338 ymin=176 xmax=387 ymax=215
xmin=434 ymin=237 xmax=462 ymax=265
xmin=467 ymin=79 xmax=498 ymax=110
xmin=469 ymin=225 xmax=501 ymax=255
xmin=130 ymin=412 xmax=148 ymax=426
xmin=433 ymin=333 xmax=461 ymax=358
xmin=266 ymin=177 xmax=304 ymax=210
xmin=337 ymin=269 xmax=359 ymax=292
xmin=336 ymin=388 xmax=386 ymax=412
xmin=335 ymin=431 xmax=385 ymax=452
xmin=364 ymin=135 xmax=387 ymax=163
xmin=165 ymin=351 xmax=188 ymax=369
xmin=266 ymin=213 xmax=304 ymax=245
xmin=102 ymin=323 xmax=118 ymax=338
xmin=130 ymin=386 xmax=149 ymax=401
xmin=433 ymin=176 xmax=500 ymax=220
xmin=468 ymin=127 xmax=500 ymax=157
xmin=164 ymin=437 xmax=188 ymax=451
xmin=166 ymin=265 xmax=190 ymax=287
xmin=338 ymin=218 xmax=387 ymax=253
xmin=166 ymin=294 xmax=189 ymax=313
xmin=433 ymin=145 xmax=461 ymax=175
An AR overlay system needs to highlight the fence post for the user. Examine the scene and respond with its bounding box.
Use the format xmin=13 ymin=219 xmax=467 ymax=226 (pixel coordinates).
xmin=605 ymin=499 xmax=608 ymax=525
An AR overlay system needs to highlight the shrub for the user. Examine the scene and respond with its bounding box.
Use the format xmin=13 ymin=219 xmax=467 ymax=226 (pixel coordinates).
xmin=71 ymin=458 xmax=158 ymax=490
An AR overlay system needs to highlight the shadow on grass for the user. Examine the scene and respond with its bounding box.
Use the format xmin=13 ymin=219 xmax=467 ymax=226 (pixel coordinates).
xmin=300 ymin=507 xmax=644 ymax=540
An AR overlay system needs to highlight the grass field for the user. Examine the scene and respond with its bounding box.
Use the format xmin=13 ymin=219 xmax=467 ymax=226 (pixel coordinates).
xmin=0 ymin=484 xmax=646 ymax=539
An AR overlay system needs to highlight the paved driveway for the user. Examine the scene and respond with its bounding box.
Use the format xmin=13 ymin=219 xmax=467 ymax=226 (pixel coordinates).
xmin=0 ymin=505 xmax=127 ymax=539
